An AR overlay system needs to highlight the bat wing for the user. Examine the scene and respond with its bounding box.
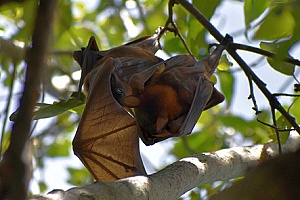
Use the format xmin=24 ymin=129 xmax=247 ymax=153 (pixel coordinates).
xmin=179 ymin=77 xmax=214 ymax=135
xmin=73 ymin=58 xmax=146 ymax=182
xmin=73 ymin=37 xmax=105 ymax=97
xmin=136 ymin=60 xmax=215 ymax=145
xmin=135 ymin=46 xmax=226 ymax=145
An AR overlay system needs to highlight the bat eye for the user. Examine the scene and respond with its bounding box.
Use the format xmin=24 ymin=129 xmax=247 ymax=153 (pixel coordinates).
xmin=116 ymin=88 xmax=123 ymax=95
xmin=112 ymin=87 xmax=125 ymax=104
xmin=110 ymin=74 xmax=126 ymax=104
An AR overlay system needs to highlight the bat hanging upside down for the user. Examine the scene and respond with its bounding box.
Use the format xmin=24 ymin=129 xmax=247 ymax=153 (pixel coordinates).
xmin=72 ymin=29 xmax=232 ymax=181
xmin=120 ymin=35 xmax=232 ymax=145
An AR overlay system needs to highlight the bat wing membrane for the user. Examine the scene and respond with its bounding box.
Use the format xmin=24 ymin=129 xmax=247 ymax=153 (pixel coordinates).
xmin=73 ymin=58 xmax=146 ymax=181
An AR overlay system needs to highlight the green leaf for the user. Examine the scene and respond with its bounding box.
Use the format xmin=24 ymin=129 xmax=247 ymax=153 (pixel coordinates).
xmin=260 ymin=42 xmax=295 ymax=76
xmin=189 ymin=190 xmax=201 ymax=200
xmin=269 ymin=115 xmax=291 ymax=144
xmin=254 ymin=5 xmax=295 ymax=40
xmin=164 ymin=37 xmax=187 ymax=54
xmin=38 ymin=181 xmax=47 ymax=193
xmin=12 ymin=0 xmax=38 ymax=42
xmin=290 ymin=97 xmax=300 ymax=121
xmin=259 ymin=41 xmax=277 ymax=52
xmin=218 ymin=54 xmax=233 ymax=71
xmin=187 ymin=18 xmax=204 ymax=55
xmin=193 ymin=0 xmax=221 ymax=19
xmin=218 ymin=114 xmax=270 ymax=143
xmin=244 ymin=0 xmax=271 ymax=30
xmin=146 ymin=7 xmax=167 ymax=32
xmin=34 ymin=93 xmax=85 ymax=120
xmin=67 ymin=167 xmax=91 ymax=186
xmin=266 ymin=57 xmax=294 ymax=76
xmin=218 ymin=70 xmax=235 ymax=108
xmin=46 ymin=138 xmax=71 ymax=157
xmin=171 ymin=131 xmax=222 ymax=159
xmin=54 ymin=0 xmax=73 ymax=37
xmin=70 ymin=104 xmax=86 ymax=115
xmin=9 ymin=92 xmax=85 ymax=121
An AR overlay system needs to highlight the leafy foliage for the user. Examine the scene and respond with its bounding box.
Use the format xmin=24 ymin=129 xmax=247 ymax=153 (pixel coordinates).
xmin=0 ymin=0 xmax=299 ymax=198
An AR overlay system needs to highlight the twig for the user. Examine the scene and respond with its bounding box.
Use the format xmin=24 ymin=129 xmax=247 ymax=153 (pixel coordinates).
xmin=176 ymin=0 xmax=300 ymax=134
xmin=163 ymin=0 xmax=194 ymax=56
xmin=247 ymin=75 xmax=262 ymax=115
xmin=231 ymin=43 xmax=300 ymax=67
xmin=271 ymin=107 xmax=282 ymax=154
xmin=273 ymin=93 xmax=300 ymax=97
xmin=0 ymin=62 xmax=17 ymax=157
xmin=0 ymin=1 xmax=57 ymax=199
xmin=256 ymin=117 xmax=296 ymax=132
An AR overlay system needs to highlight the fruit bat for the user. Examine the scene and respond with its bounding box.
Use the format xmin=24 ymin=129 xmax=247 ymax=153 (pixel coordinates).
xmin=72 ymin=27 xmax=231 ymax=181
xmin=72 ymin=29 xmax=165 ymax=181
xmin=122 ymin=35 xmax=232 ymax=145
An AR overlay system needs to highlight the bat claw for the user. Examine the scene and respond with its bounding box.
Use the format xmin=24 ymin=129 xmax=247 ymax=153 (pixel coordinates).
xmin=122 ymin=96 xmax=141 ymax=108
xmin=221 ymin=34 xmax=233 ymax=48
xmin=156 ymin=116 xmax=168 ymax=132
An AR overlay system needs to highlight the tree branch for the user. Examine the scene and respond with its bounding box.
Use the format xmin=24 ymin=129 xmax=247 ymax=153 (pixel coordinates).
xmin=231 ymin=43 xmax=300 ymax=67
xmin=32 ymin=132 xmax=300 ymax=200
xmin=0 ymin=1 xmax=57 ymax=199
xmin=176 ymin=0 xmax=300 ymax=134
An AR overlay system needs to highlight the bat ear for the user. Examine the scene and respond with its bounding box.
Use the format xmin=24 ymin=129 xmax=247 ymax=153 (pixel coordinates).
xmin=129 ymin=62 xmax=165 ymax=92
xmin=122 ymin=96 xmax=141 ymax=107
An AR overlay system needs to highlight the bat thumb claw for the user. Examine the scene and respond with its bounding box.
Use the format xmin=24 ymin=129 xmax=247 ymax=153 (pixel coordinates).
xmin=122 ymin=96 xmax=141 ymax=107
xmin=156 ymin=116 xmax=168 ymax=132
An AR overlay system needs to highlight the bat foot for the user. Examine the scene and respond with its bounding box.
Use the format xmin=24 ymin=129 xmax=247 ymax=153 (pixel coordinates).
xmin=221 ymin=34 xmax=233 ymax=48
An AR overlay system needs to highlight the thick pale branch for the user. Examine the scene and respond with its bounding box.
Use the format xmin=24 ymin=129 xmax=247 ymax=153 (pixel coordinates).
xmin=32 ymin=132 xmax=300 ymax=200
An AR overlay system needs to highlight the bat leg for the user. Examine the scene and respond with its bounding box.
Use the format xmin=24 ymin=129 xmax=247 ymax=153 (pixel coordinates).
xmin=129 ymin=62 xmax=165 ymax=93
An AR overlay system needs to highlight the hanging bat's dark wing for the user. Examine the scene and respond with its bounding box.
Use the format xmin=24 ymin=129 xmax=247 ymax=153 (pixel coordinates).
xmin=122 ymin=36 xmax=232 ymax=145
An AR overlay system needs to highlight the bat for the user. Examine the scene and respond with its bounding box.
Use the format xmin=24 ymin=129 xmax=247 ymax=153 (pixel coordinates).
xmin=122 ymin=35 xmax=232 ymax=145
xmin=72 ymin=29 xmax=164 ymax=181
xmin=73 ymin=27 xmax=231 ymax=181
xmin=73 ymin=27 xmax=164 ymax=97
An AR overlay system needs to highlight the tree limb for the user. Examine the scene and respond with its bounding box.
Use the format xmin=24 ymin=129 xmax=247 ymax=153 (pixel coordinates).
xmin=0 ymin=1 xmax=57 ymax=199
xmin=231 ymin=43 xmax=300 ymax=67
xmin=32 ymin=132 xmax=300 ymax=200
xmin=176 ymin=0 xmax=300 ymax=134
